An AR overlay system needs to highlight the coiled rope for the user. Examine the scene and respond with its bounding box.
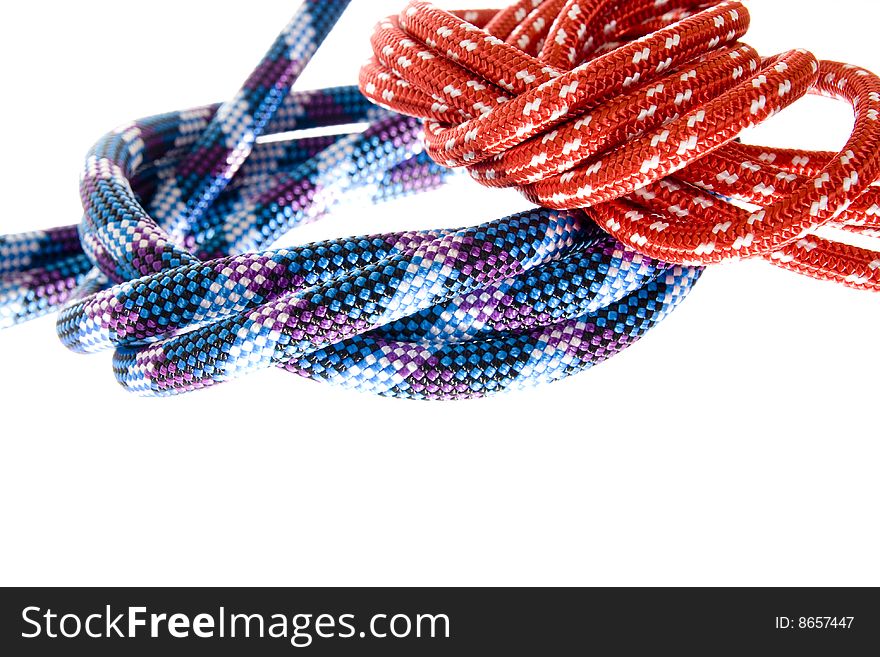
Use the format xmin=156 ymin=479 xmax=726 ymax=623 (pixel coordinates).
xmin=0 ymin=0 xmax=700 ymax=398
xmin=360 ymin=0 xmax=880 ymax=290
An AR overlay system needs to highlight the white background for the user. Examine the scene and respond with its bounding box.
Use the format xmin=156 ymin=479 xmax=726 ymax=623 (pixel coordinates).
xmin=1 ymin=1 xmax=878 ymax=586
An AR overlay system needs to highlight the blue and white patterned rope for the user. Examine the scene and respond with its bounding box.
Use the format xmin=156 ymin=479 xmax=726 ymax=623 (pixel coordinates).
xmin=0 ymin=0 xmax=702 ymax=398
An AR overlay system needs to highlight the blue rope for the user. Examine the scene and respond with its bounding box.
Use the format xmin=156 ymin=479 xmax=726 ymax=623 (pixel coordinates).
xmin=0 ymin=0 xmax=702 ymax=398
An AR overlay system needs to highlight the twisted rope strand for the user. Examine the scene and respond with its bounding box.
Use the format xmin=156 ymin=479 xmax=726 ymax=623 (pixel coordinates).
xmin=1 ymin=0 xmax=701 ymax=399
xmin=361 ymin=0 xmax=880 ymax=290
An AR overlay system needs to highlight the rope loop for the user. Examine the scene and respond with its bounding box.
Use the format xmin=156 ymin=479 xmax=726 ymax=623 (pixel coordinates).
xmin=361 ymin=0 xmax=880 ymax=289
xmin=0 ymin=0 xmax=702 ymax=398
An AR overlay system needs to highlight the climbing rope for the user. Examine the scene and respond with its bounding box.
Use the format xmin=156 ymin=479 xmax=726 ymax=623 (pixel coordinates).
xmin=0 ymin=0 xmax=700 ymax=398
xmin=361 ymin=0 xmax=880 ymax=290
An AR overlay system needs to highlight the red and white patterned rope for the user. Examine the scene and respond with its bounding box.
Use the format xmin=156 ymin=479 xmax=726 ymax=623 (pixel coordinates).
xmin=360 ymin=0 xmax=880 ymax=290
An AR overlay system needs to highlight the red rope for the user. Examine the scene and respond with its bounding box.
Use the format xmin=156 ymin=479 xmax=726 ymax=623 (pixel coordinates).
xmin=360 ymin=0 xmax=880 ymax=290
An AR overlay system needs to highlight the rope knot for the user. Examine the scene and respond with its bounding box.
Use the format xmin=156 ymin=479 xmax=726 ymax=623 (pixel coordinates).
xmin=361 ymin=0 xmax=880 ymax=289
xmin=1 ymin=0 xmax=702 ymax=397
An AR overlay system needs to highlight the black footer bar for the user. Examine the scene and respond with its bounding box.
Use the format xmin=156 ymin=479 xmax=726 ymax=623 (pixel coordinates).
xmin=2 ymin=587 xmax=877 ymax=654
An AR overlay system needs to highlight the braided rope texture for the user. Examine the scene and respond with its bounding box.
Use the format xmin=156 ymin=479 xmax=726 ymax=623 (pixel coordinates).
xmin=0 ymin=0 xmax=701 ymax=398
xmin=361 ymin=0 xmax=880 ymax=291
